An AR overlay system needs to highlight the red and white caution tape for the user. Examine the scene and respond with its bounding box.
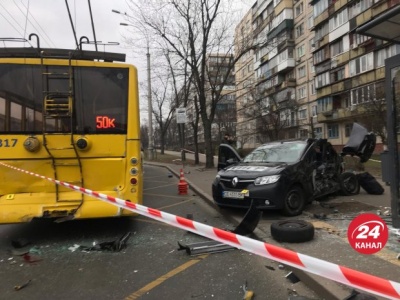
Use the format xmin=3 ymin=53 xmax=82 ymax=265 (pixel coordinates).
xmin=1 ymin=161 xmax=400 ymax=300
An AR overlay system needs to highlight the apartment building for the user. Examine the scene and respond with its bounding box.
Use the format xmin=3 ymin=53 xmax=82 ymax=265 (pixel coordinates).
xmin=186 ymin=53 xmax=236 ymax=150
xmin=235 ymin=0 xmax=317 ymax=149
xmin=235 ymin=0 xmax=400 ymax=152
xmin=312 ymin=0 xmax=400 ymax=151
xmin=235 ymin=10 xmax=256 ymax=148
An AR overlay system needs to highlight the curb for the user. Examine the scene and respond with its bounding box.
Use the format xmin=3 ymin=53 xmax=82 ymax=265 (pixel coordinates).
xmin=144 ymin=162 xmax=352 ymax=300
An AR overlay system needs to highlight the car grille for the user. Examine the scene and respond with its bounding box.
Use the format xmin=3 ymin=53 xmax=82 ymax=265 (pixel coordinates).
xmin=220 ymin=178 xmax=253 ymax=189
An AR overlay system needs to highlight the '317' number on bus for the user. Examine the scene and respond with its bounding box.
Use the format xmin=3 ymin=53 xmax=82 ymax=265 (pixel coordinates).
xmin=96 ymin=116 xmax=116 ymax=129
xmin=0 ymin=139 xmax=17 ymax=147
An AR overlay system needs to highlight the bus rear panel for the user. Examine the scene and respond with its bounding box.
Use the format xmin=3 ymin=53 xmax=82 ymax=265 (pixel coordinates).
xmin=0 ymin=50 xmax=142 ymax=224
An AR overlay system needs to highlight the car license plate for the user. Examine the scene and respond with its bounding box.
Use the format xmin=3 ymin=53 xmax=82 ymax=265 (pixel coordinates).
xmin=223 ymin=191 xmax=245 ymax=199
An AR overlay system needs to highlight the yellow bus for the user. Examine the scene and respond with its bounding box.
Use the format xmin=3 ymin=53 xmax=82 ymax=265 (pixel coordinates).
xmin=0 ymin=46 xmax=143 ymax=223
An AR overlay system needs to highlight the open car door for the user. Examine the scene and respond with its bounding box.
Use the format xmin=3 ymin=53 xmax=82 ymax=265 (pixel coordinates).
xmin=217 ymin=144 xmax=242 ymax=171
xmin=342 ymin=123 xmax=376 ymax=163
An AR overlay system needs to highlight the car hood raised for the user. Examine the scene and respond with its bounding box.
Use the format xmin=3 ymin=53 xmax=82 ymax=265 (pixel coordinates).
xmin=220 ymin=163 xmax=286 ymax=177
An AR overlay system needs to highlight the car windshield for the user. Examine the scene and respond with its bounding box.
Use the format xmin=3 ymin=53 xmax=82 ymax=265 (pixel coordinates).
xmin=243 ymin=142 xmax=307 ymax=163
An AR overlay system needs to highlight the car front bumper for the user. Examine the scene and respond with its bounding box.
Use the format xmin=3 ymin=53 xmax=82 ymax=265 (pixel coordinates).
xmin=212 ymin=179 xmax=287 ymax=210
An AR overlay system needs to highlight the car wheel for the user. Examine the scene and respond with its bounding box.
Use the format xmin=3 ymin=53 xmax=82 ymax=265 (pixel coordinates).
xmin=270 ymin=220 xmax=314 ymax=243
xmin=339 ymin=172 xmax=360 ymax=195
xmin=281 ymin=186 xmax=305 ymax=216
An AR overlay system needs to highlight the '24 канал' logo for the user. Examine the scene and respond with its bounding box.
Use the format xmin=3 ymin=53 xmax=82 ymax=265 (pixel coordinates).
xmin=347 ymin=213 xmax=389 ymax=255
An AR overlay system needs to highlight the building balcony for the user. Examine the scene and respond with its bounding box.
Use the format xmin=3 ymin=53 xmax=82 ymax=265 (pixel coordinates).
xmin=316 ymin=106 xmax=368 ymax=123
xmin=277 ymin=58 xmax=295 ymax=74
xmin=268 ymin=20 xmax=294 ymax=40
xmin=277 ymin=39 xmax=295 ymax=52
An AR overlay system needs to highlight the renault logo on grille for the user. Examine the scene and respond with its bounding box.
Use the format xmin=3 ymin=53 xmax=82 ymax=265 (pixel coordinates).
xmin=232 ymin=177 xmax=239 ymax=187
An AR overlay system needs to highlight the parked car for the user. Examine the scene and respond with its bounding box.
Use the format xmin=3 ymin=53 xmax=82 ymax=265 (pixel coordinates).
xmin=212 ymin=126 xmax=375 ymax=216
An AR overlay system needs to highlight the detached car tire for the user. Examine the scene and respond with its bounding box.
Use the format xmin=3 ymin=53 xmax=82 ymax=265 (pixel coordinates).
xmin=271 ymin=220 xmax=314 ymax=243
xmin=339 ymin=172 xmax=360 ymax=196
xmin=281 ymin=186 xmax=305 ymax=216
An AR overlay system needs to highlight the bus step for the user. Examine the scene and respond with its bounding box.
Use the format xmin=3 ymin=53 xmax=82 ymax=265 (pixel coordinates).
xmin=43 ymin=92 xmax=71 ymax=97
xmin=44 ymin=97 xmax=72 ymax=116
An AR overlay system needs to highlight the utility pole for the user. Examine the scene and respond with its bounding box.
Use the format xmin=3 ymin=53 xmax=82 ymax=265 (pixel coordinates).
xmin=147 ymin=43 xmax=154 ymax=160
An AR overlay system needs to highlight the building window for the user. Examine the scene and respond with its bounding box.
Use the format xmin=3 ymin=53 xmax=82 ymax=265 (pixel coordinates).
xmin=312 ymin=105 xmax=317 ymax=116
xmin=345 ymin=123 xmax=353 ymax=137
xmin=349 ymin=0 xmax=373 ymax=19
xmin=295 ymin=2 xmax=304 ymax=17
xmin=309 ymin=61 xmax=315 ymax=74
xmin=315 ymin=127 xmax=322 ymax=138
xmin=313 ymin=48 xmax=328 ymax=64
xmin=314 ymin=0 xmax=328 ymax=18
xmin=329 ymin=9 xmax=348 ymax=32
xmin=349 ymin=53 xmax=374 ymax=77
xmin=350 ymin=82 xmax=384 ymax=105
xmin=328 ymin=124 xmax=339 ymax=139
xmin=308 ymin=15 xmax=314 ymax=29
xmin=331 ymin=68 xmax=345 ymax=82
xmin=295 ymin=23 xmax=304 ymax=38
xmin=299 ymin=108 xmax=307 ymax=119
xmin=315 ymin=71 xmax=330 ymax=88
xmin=298 ymin=66 xmax=306 ymax=78
xmin=300 ymin=129 xmax=308 ymax=138
xmin=297 ymin=44 xmax=305 ymax=58
xmin=310 ymin=82 xmax=316 ymax=95
xmin=330 ymin=39 xmax=344 ymax=56
xmin=298 ymin=86 xmax=306 ymax=99
xmin=317 ymin=97 xmax=332 ymax=112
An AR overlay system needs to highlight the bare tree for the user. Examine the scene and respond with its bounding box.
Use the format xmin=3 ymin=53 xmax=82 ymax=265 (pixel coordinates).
xmin=240 ymin=85 xmax=299 ymax=144
xmin=126 ymin=0 xmax=255 ymax=168
xmin=357 ymin=81 xmax=387 ymax=147
xmin=151 ymin=70 xmax=175 ymax=154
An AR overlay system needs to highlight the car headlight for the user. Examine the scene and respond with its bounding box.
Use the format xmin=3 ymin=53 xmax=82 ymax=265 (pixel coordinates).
xmin=254 ymin=175 xmax=280 ymax=185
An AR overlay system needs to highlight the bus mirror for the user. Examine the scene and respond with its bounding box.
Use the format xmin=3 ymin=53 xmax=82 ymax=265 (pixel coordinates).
xmin=23 ymin=137 xmax=41 ymax=152
xmin=76 ymin=137 xmax=91 ymax=151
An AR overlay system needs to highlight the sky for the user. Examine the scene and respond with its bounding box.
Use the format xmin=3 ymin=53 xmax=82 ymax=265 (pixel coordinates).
xmin=1 ymin=0 xmax=253 ymax=118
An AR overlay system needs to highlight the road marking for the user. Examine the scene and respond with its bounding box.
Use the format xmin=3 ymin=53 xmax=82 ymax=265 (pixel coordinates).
xmin=124 ymin=254 xmax=208 ymax=299
xmin=156 ymin=199 xmax=195 ymax=210
xmin=144 ymin=183 xmax=178 ymax=191
xmin=144 ymin=193 xmax=192 ymax=200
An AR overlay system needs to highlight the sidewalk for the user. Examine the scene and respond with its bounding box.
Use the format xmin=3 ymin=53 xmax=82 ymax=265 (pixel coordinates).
xmin=145 ymin=153 xmax=400 ymax=300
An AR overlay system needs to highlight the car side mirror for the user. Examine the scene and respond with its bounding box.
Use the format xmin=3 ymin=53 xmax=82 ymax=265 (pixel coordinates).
xmin=226 ymin=158 xmax=238 ymax=165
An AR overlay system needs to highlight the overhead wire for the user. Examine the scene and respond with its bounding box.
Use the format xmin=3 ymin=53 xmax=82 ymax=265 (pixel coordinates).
xmin=16 ymin=0 xmax=57 ymax=48
xmin=0 ymin=1 xmax=26 ymax=37
xmin=22 ymin=0 xmax=29 ymax=41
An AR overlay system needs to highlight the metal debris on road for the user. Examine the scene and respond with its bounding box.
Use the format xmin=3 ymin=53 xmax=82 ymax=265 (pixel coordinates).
xmin=14 ymin=279 xmax=31 ymax=291
xmin=80 ymin=232 xmax=131 ymax=252
xmin=242 ymin=281 xmax=254 ymax=300
xmin=231 ymin=200 xmax=262 ymax=236
xmin=177 ymin=240 xmax=235 ymax=256
xmin=285 ymin=271 xmax=300 ymax=284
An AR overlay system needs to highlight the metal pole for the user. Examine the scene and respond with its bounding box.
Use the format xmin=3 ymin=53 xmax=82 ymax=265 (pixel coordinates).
xmin=147 ymin=43 xmax=154 ymax=160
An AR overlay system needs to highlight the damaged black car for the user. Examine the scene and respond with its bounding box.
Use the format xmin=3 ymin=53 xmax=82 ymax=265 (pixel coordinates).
xmin=212 ymin=123 xmax=375 ymax=216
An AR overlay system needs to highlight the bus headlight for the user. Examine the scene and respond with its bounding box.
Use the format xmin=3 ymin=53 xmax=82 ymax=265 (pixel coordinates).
xmin=23 ymin=136 xmax=40 ymax=152
xmin=254 ymin=175 xmax=280 ymax=185
xmin=130 ymin=168 xmax=138 ymax=175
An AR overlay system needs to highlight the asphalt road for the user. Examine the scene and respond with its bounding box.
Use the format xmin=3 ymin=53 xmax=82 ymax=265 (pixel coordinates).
xmin=0 ymin=165 xmax=318 ymax=300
